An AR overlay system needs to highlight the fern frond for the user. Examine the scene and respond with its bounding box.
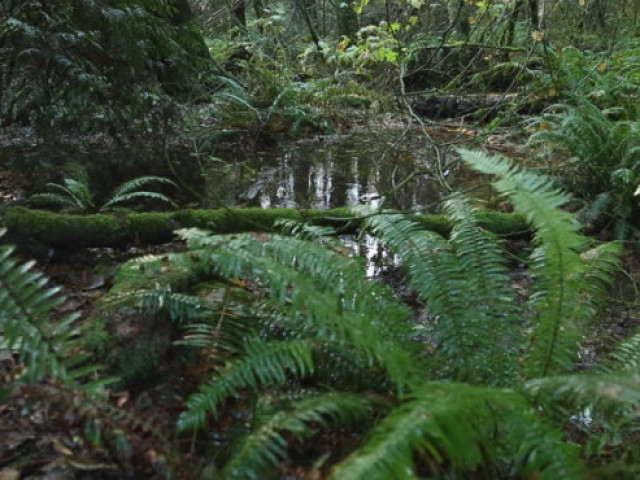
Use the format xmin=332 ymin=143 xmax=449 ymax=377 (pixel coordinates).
xmin=107 ymin=175 xmax=177 ymax=199
xmin=444 ymin=194 xmax=521 ymax=381
xmin=101 ymin=191 xmax=177 ymax=211
xmin=178 ymin=340 xmax=314 ymax=430
xmin=222 ymin=392 xmax=381 ymax=480
xmin=27 ymin=192 xmax=79 ymax=210
xmin=275 ymin=218 xmax=339 ymax=246
xmin=458 ymin=149 xmax=604 ymax=378
xmin=525 ymin=373 xmax=640 ymax=418
xmin=331 ymin=383 xmax=582 ymax=480
xmin=176 ymin=230 xmax=418 ymax=390
xmin=216 ymin=92 xmax=262 ymax=119
xmin=580 ymin=242 xmax=622 ymax=306
xmin=360 ymin=204 xmax=518 ymax=384
xmin=104 ymin=287 xmax=214 ymax=323
xmin=601 ymin=329 xmax=640 ymax=373
xmin=213 ymin=75 xmax=250 ymax=98
xmin=0 ymin=236 xmax=105 ymax=390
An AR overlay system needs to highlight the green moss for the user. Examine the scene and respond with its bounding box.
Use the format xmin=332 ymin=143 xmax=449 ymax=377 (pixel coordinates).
xmin=3 ymin=206 xmax=531 ymax=250
xmin=108 ymin=254 xmax=195 ymax=296
xmin=476 ymin=211 xmax=530 ymax=237
xmin=127 ymin=212 xmax=176 ymax=244
xmin=414 ymin=214 xmax=454 ymax=237
xmin=5 ymin=207 xmax=128 ymax=248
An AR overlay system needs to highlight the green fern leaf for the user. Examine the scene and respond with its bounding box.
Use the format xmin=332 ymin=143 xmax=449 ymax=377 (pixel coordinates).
xmin=222 ymin=392 xmax=381 ymax=480
xmin=27 ymin=192 xmax=79 ymax=211
xmin=101 ymin=191 xmax=177 ymax=211
xmin=331 ymin=383 xmax=582 ymax=480
xmin=107 ymin=175 xmax=176 ymax=199
xmin=360 ymin=203 xmax=518 ymax=384
xmin=458 ymin=149 xmax=599 ymax=377
xmin=178 ymin=340 xmax=314 ymax=431
xmin=176 ymin=230 xmax=418 ymax=390
xmin=525 ymin=373 xmax=640 ymax=418
xmin=0 ymin=234 xmax=106 ymax=390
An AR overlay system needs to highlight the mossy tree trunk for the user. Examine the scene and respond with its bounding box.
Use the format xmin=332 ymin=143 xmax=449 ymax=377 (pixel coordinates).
xmin=336 ymin=1 xmax=358 ymax=38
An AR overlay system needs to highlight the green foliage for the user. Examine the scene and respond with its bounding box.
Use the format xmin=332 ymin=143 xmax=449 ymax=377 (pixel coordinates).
xmin=332 ymin=383 xmax=582 ymax=480
xmin=223 ymin=391 xmax=381 ymax=480
xmin=529 ymin=101 xmax=640 ymax=238
xmin=457 ymin=148 xmax=603 ymax=377
xmin=179 ymin=340 xmax=315 ymax=429
xmin=0 ymin=229 xmax=106 ymax=390
xmin=363 ymin=196 xmax=519 ymax=384
xmin=28 ymin=165 xmax=178 ymax=213
xmin=0 ymin=0 xmax=208 ymax=136
xmin=98 ymin=148 xmax=628 ymax=477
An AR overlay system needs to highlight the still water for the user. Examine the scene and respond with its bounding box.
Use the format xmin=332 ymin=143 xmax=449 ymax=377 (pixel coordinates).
xmin=192 ymin=130 xmax=476 ymax=212
xmin=0 ymin=129 xmax=481 ymax=213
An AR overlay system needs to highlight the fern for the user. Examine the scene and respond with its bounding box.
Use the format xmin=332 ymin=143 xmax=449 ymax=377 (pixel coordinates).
xmin=178 ymin=339 xmax=314 ymax=430
xmin=99 ymin=150 xmax=623 ymax=476
xmin=525 ymin=373 xmax=640 ymax=418
xmin=222 ymin=392 xmax=381 ymax=480
xmin=101 ymin=175 xmax=178 ymax=211
xmin=0 ymin=231 xmax=106 ymax=389
xmin=601 ymin=329 xmax=640 ymax=374
xmin=361 ymin=196 xmax=520 ymax=384
xmin=457 ymin=148 xmax=602 ymax=377
xmin=528 ymin=101 xmax=640 ymax=238
xmin=28 ymin=167 xmax=177 ymax=213
xmin=176 ymin=230 xmax=418 ymax=389
xmin=331 ymin=383 xmax=582 ymax=480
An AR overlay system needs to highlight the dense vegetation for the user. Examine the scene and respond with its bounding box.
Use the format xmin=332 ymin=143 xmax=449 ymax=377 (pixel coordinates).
xmin=3 ymin=0 xmax=640 ymax=478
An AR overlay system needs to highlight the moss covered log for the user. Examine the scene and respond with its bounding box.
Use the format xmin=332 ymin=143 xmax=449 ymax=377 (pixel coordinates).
xmin=3 ymin=206 xmax=529 ymax=250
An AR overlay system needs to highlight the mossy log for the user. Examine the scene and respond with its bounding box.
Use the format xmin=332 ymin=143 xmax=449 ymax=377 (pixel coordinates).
xmin=3 ymin=207 xmax=529 ymax=250
xmin=411 ymin=94 xmax=551 ymax=119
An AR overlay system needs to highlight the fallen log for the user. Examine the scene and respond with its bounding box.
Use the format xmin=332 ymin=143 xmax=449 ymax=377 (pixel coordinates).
xmin=411 ymin=94 xmax=551 ymax=120
xmin=3 ymin=206 xmax=529 ymax=251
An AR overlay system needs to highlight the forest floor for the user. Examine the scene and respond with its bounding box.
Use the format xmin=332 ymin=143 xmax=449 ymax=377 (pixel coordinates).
xmin=2 ymin=238 xmax=640 ymax=479
xmin=1 ymin=118 xmax=638 ymax=478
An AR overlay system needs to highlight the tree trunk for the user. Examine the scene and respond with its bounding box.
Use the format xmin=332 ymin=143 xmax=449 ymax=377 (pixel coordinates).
xmin=231 ymin=0 xmax=246 ymax=29
xmin=335 ymin=1 xmax=358 ymax=38
xmin=528 ymin=0 xmax=539 ymax=29
xmin=295 ymin=0 xmax=321 ymax=50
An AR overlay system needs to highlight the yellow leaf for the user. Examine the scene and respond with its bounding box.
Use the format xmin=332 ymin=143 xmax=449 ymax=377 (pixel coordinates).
xmin=532 ymin=30 xmax=545 ymax=42
xmin=337 ymin=37 xmax=350 ymax=53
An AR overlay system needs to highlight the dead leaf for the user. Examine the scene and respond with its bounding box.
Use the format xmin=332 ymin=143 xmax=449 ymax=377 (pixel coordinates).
xmin=52 ymin=438 xmax=73 ymax=456
xmin=55 ymin=298 xmax=85 ymax=313
xmin=85 ymin=275 xmax=106 ymax=290
xmin=114 ymin=391 xmax=130 ymax=408
xmin=0 ymin=468 xmax=20 ymax=480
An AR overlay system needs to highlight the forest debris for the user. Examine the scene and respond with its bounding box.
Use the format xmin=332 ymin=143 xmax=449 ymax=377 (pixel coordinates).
xmin=0 ymin=468 xmax=20 ymax=480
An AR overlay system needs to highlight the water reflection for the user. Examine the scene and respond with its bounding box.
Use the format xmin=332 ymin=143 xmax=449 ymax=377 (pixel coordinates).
xmin=221 ymin=132 xmax=451 ymax=212
xmin=1 ymin=130 xmax=478 ymax=213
